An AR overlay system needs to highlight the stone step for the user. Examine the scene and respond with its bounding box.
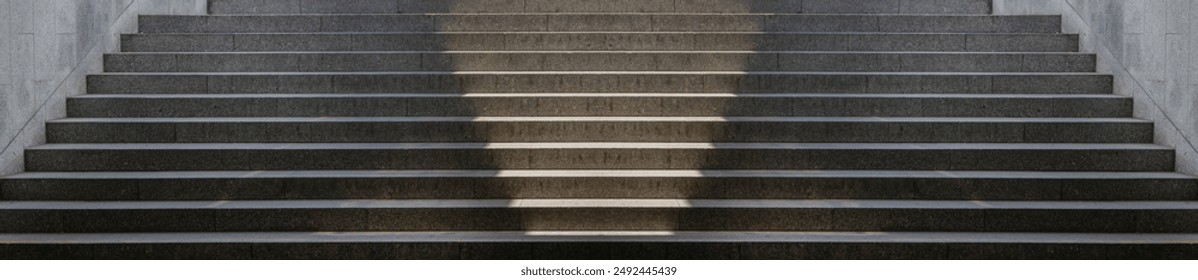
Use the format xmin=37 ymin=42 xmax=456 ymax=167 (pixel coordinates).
xmin=139 ymin=14 xmax=1058 ymax=33
xmin=44 ymin=117 xmax=1153 ymax=144
xmin=66 ymin=94 xmax=1133 ymax=118
xmin=3 ymin=231 xmax=1198 ymax=259
xmin=120 ymin=33 xmax=1079 ymax=52
xmin=24 ymin=143 xmax=1174 ymax=172
xmin=7 ymin=0 xmax=1196 ymax=261
xmin=85 ymin=72 xmax=1113 ymax=94
xmin=2 ymin=199 xmax=1197 ymax=233
xmin=207 ymin=0 xmax=991 ymax=15
xmin=3 ymin=170 xmax=1193 ymax=201
xmin=104 ymin=52 xmax=1095 ymax=72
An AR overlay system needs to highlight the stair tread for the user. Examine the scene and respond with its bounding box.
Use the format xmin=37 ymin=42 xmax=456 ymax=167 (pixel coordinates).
xmin=48 ymin=117 xmax=1152 ymax=123
xmin=213 ymin=14 xmax=1001 ymax=16
xmin=153 ymin=13 xmax=1044 ymax=16
xmin=5 ymin=199 xmax=1198 ymax=210
xmin=111 ymin=51 xmax=1089 ymax=54
xmin=93 ymin=71 xmax=1107 ymax=75
xmin=70 ymin=93 xmax=1130 ymax=98
xmin=7 ymin=170 xmax=1193 ymax=180
xmin=131 ymin=31 xmax=1066 ymax=34
xmin=139 ymin=13 xmax=1060 ymax=34
xmin=3 ymin=231 xmax=1198 ymax=244
xmin=28 ymin=143 xmax=1173 ymax=150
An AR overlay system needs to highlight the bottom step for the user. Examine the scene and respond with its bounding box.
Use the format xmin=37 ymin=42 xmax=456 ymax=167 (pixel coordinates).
xmin=3 ymin=232 xmax=1197 ymax=259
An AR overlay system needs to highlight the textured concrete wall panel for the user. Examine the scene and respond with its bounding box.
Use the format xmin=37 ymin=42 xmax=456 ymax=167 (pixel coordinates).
xmin=995 ymin=0 xmax=1198 ymax=175
xmin=0 ymin=0 xmax=206 ymax=176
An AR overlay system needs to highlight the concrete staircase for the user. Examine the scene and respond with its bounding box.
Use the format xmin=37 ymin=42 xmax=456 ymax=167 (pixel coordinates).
xmin=2 ymin=0 xmax=1198 ymax=259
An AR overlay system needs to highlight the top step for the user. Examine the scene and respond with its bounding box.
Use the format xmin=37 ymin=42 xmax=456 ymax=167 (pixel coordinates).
xmin=209 ymin=0 xmax=992 ymax=15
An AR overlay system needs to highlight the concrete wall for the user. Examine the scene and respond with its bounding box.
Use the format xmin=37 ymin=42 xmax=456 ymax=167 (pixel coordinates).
xmin=994 ymin=0 xmax=1198 ymax=175
xmin=0 ymin=0 xmax=206 ymax=176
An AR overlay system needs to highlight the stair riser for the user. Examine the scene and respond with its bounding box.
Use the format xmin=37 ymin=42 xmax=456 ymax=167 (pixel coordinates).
xmin=104 ymin=53 xmax=1095 ymax=73
xmin=66 ymin=96 xmax=1134 ymax=118
xmin=141 ymin=15 xmax=1058 ymax=33
xmin=25 ymin=149 xmax=1174 ymax=172
xmin=1 ymin=208 xmax=1190 ymax=233
xmin=4 ymin=177 xmax=1194 ymax=201
xmin=207 ymin=0 xmax=990 ymax=15
xmin=4 ymin=242 xmax=1196 ymax=260
xmin=45 ymin=122 xmax=1153 ymax=144
xmin=121 ymin=33 xmax=1079 ymax=52
xmin=86 ymin=74 xmax=1114 ymax=94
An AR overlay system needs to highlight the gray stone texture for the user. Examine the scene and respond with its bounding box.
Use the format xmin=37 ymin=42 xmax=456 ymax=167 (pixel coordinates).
xmin=118 ymin=33 xmax=1082 ymax=53
xmin=64 ymin=94 xmax=1134 ymax=118
xmin=0 ymin=0 xmax=206 ymax=176
xmin=84 ymin=73 xmax=1115 ymax=94
xmin=207 ymin=0 xmax=984 ymax=14
xmin=994 ymin=0 xmax=1198 ymax=176
xmin=43 ymin=118 xmax=1154 ymax=144
xmin=102 ymin=52 xmax=1096 ymax=72
xmin=138 ymin=14 xmax=1063 ymax=33
xmin=3 ymin=0 xmax=1198 ymax=259
xmin=24 ymin=143 xmax=1176 ymax=172
xmin=8 ymin=200 xmax=1198 ymax=233
xmin=5 ymin=171 xmax=1195 ymax=201
xmin=0 ymin=240 xmax=1196 ymax=260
